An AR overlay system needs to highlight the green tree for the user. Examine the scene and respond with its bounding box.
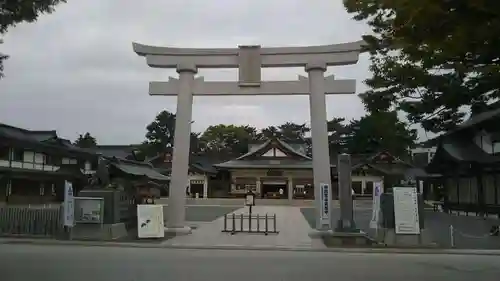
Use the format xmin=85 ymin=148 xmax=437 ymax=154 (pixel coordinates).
xmin=344 ymin=0 xmax=500 ymax=133
xmin=199 ymin=124 xmax=258 ymax=156
xmin=327 ymin=117 xmax=350 ymax=154
xmin=345 ymin=112 xmax=417 ymax=157
xmin=277 ymin=122 xmax=310 ymax=142
xmin=142 ymin=110 xmax=200 ymax=157
xmin=1 ymin=0 xmax=68 ymax=78
xmin=74 ymin=132 xmax=97 ymax=148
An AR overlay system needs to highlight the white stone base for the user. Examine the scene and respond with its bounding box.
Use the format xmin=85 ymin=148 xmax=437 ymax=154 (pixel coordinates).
xmin=308 ymin=229 xmax=333 ymax=238
xmin=164 ymin=226 xmax=192 ymax=236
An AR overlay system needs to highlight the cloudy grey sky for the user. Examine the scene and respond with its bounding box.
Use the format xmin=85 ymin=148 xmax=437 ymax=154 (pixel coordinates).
xmin=1 ymin=0 xmax=382 ymax=145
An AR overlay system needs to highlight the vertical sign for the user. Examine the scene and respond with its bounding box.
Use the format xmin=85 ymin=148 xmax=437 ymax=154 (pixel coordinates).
xmin=63 ymin=181 xmax=75 ymax=227
xmin=319 ymin=183 xmax=331 ymax=228
xmin=370 ymin=181 xmax=383 ymax=229
xmin=393 ymin=186 xmax=420 ymax=234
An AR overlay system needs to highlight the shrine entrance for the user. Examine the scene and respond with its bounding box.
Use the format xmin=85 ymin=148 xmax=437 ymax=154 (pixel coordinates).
xmin=133 ymin=40 xmax=365 ymax=232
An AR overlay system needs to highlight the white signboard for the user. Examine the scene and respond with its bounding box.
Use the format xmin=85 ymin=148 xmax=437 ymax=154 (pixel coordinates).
xmin=137 ymin=204 xmax=165 ymax=238
xmin=63 ymin=181 xmax=75 ymax=227
xmin=370 ymin=181 xmax=383 ymax=229
xmin=319 ymin=183 xmax=331 ymax=228
xmin=393 ymin=186 xmax=420 ymax=234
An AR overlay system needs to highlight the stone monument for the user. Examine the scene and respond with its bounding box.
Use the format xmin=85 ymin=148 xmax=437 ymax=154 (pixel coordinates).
xmin=133 ymin=41 xmax=365 ymax=234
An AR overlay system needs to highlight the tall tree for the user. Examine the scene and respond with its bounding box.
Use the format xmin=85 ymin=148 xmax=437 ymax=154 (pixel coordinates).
xmin=1 ymin=0 xmax=68 ymax=78
xmin=327 ymin=117 xmax=350 ymax=154
xmin=258 ymin=126 xmax=281 ymax=140
xmin=344 ymin=0 xmax=500 ymax=133
xmin=199 ymin=124 xmax=258 ymax=156
xmin=74 ymin=132 xmax=97 ymax=148
xmin=142 ymin=110 xmax=200 ymax=157
xmin=277 ymin=122 xmax=310 ymax=142
xmin=345 ymin=112 xmax=417 ymax=157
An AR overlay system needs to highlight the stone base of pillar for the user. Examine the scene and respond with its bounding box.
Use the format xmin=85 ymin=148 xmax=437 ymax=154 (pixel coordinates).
xmin=335 ymin=219 xmax=358 ymax=233
xmin=164 ymin=226 xmax=192 ymax=236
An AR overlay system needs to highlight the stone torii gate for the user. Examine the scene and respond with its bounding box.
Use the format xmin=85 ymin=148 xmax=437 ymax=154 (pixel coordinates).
xmin=133 ymin=41 xmax=365 ymax=234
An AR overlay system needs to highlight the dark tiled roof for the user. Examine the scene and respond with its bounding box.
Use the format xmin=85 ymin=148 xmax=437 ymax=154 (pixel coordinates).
xmin=0 ymin=123 xmax=95 ymax=157
xmin=107 ymin=157 xmax=170 ymax=182
xmin=92 ymin=145 xmax=139 ymax=159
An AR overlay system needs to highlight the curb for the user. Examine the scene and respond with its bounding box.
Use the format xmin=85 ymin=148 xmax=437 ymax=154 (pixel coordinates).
xmin=2 ymin=239 xmax=500 ymax=256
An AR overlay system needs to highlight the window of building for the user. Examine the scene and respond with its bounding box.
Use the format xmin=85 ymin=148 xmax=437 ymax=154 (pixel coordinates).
xmin=12 ymin=149 xmax=24 ymax=161
xmin=352 ymin=181 xmax=362 ymax=194
xmin=0 ymin=146 xmax=9 ymax=160
xmin=365 ymin=181 xmax=374 ymax=195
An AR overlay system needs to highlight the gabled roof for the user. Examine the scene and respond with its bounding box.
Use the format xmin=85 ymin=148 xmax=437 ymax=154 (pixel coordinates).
xmin=215 ymin=138 xmax=316 ymax=169
xmin=348 ymin=151 xmax=427 ymax=177
xmin=235 ymin=138 xmax=311 ymax=161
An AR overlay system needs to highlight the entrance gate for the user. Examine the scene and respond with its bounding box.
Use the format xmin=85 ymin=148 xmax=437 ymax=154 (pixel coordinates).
xmin=133 ymin=40 xmax=365 ymax=232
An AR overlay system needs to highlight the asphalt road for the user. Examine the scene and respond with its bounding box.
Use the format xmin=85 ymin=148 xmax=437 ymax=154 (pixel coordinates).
xmin=2 ymin=244 xmax=500 ymax=281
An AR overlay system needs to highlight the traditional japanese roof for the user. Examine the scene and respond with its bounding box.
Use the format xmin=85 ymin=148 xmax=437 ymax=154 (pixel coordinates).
xmin=93 ymin=145 xmax=141 ymax=160
xmin=107 ymin=157 xmax=170 ymax=182
xmin=343 ymin=151 xmax=427 ymax=177
xmin=147 ymin=152 xmax=218 ymax=174
xmin=0 ymin=123 xmax=94 ymax=157
xmin=426 ymin=135 xmax=500 ymax=174
xmin=214 ymin=138 xmax=317 ymax=169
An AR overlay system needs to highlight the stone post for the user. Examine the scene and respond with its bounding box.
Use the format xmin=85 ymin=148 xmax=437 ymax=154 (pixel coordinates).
xmin=336 ymin=153 xmax=357 ymax=232
xmin=166 ymin=63 xmax=197 ymax=234
xmin=306 ymin=62 xmax=333 ymax=230
xmin=203 ymin=175 xmax=208 ymax=198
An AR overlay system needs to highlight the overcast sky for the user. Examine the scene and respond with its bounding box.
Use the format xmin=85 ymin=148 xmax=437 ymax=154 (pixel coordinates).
xmin=0 ymin=0 xmax=391 ymax=145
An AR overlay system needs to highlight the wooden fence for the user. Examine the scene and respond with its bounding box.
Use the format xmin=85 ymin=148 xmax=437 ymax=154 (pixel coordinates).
xmin=0 ymin=205 xmax=63 ymax=238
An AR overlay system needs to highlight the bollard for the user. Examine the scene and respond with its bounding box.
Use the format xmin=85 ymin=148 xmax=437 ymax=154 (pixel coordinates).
xmin=257 ymin=214 xmax=260 ymax=232
xmin=223 ymin=214 xmax=227 ymax=232
xmin=450 ymin=225 xmax=455 ymax=248
xmin=232 ymin=213 xmax=236 ymax=235
xmin=273 ymin=214 xmax=277 ymax=233
xmin=265 ymin=213 xmax=268 ymax=235
xmin=240 ymin=213 xmax=244 ymax=232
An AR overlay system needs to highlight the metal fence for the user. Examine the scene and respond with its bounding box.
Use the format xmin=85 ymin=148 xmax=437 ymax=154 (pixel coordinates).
xmin=0 ymin=205 xmax=63 ymax=238
xmin=222 ymin=213 xmax=278 ymax=235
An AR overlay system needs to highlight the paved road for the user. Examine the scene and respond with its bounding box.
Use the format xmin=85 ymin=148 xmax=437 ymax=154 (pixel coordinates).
xmin=2 ymin=244 xmax=499 ymax=281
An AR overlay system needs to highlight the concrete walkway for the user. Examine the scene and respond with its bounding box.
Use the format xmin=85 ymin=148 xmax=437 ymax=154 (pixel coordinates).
xmin=163 ymin=206 xmax=326 ymax=249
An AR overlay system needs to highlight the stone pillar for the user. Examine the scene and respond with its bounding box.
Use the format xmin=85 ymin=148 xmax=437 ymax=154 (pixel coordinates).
xmin=203 ymin=175 xmax=208 ymax=198
xmin=166 ymin=63 xmax=197 ymax=234
xmin=287 ymin=177 xmax=293 ymax=201
xmin=336 ymin=153 xmax=357 ymax=232
xmin=256 ymin=177 xmax=261 ymax=196
xmin=306 ymin=62 xmax=333 ymax=230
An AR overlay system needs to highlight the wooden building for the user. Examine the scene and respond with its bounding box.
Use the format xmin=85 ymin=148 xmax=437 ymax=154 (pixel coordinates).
xmin=213 ymin=137 xmax=421 ymax=199
xmin=426 ymin=108 xmax=500 ymax=215
xmin=0 ymin=123 xmax=96 ymax=204
xmin=146 ymin=151 xmax=217 ymax=198
xmin=0 ymin=123 xmax=171 ymax=205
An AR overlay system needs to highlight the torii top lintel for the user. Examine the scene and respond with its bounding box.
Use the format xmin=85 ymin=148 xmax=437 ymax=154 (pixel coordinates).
xmin=132 ymin=40 xmax=366 ymax=69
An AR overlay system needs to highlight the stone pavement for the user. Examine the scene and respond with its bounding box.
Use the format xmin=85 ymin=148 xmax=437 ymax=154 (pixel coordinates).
xmin=163 ymin=206 xmax=326 ymax=249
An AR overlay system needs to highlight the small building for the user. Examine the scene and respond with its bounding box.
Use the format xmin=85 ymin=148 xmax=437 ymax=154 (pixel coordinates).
xmin=0 ymin=123 xmax=171 ymax=205
xmin=426 ymin=108 xmax=500 ymax=214
xmin=146 ymin=151 xmax=218 ymax=198
xmin=214 ymin=138 xmax=317 ymax=199
xmin=213 ymin=138 xmax=421 ymax=199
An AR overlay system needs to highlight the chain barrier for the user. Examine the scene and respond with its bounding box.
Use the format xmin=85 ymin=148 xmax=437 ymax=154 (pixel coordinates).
xmin=449 ymin=225 xmax=500 ymax=248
